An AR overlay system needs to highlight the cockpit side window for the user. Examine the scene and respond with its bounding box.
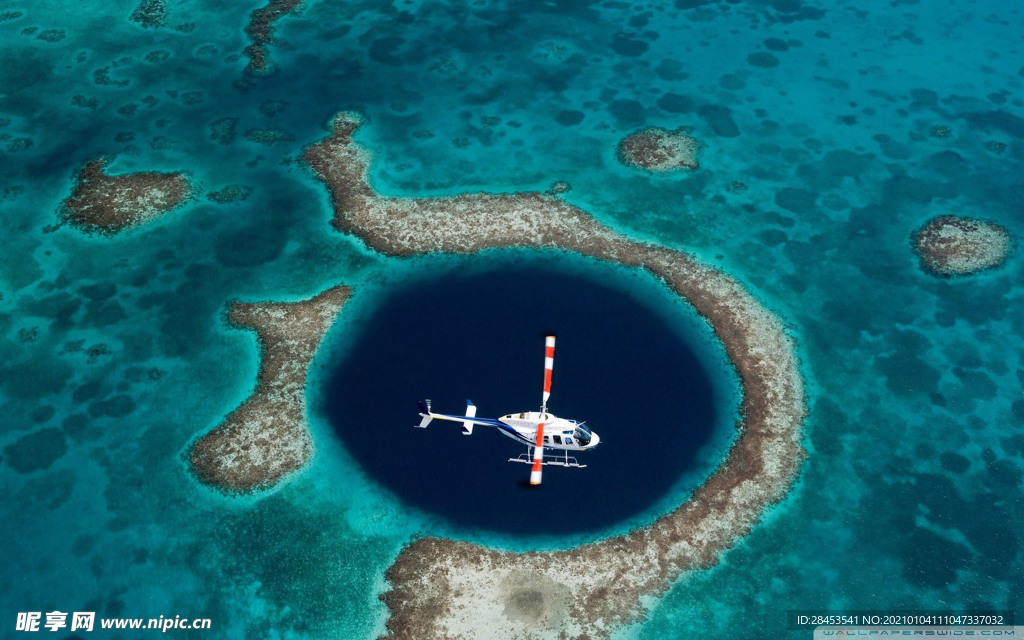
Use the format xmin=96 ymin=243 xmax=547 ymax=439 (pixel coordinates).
xmin=573 ymin=427 xmax=591 ymax=446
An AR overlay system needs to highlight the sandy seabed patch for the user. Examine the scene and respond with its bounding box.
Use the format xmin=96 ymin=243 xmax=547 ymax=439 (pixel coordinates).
xmin=913 ymin=215 xmax=1011 ymax=277
xmin=617 ymin=126 xmax=700 ymax=173
xmin=57 ymin=157 xmax=191 ymax=235
xmin=189 ymin=286 xmax=351 ymax=492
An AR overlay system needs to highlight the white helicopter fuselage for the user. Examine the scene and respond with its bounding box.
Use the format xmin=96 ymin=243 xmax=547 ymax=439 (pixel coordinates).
xmin=497 ymin=411 xmax=600 ymax=451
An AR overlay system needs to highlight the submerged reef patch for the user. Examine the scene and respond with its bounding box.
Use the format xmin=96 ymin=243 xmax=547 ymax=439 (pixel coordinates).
xmin=189 ymin=286 xmax=350 ymax=493
xmin=913 ymin=215 xmax=1011 ymax=277
xmin=617 ymin=126 xmax=700 ymax=172
xmin=129 ymin=0 xmax=166 ymax=29
xmin=301 ymin=113 xmax=806 ymax=640
xmin=206 ymin=184 xmax=253 ymax=204
xmin=4 ymin=428 xmax=68 ymax=474
xmin=57 ymin=157 xmax=191 ymax=235
xmin=242 ymin=0 xmax=302 ymax=76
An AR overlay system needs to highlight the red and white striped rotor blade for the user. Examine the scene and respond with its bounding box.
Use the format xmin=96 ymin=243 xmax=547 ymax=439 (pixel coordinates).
xmin=530 ymin=422 xmax=544 ymax=485
xmin=541 ymin=335 xmax=555 ymax=412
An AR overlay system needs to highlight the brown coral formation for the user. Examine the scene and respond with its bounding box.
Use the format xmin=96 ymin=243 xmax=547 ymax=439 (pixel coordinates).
xmin=302 ymin=113 xmax=806 ymax=640
xmin=58 ymin=157 xmax=191 ymax=235
xmin=243 ymin=0 xmax=302 ymax=75
xmin=617 ymin=127 xmax=700 ymax=172
xmin=129 ymin=0 xmax=166 ymax=29
xmin=914 ymin=215 xmax=1011 ymax=277
xmin=189 ymin=286 xmax=351 ymax=492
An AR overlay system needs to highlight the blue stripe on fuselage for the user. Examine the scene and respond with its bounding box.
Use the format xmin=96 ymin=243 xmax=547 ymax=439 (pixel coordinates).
xmin=434 ymin=413 xmax=504 ymax=428
xmin=493 ymin=422 xmax=534 ymax=445
xmin=434 ymin=414 xmax=533 ymax=445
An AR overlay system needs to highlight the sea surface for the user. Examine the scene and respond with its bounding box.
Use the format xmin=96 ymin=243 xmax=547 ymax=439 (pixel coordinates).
xmin=1 ymin=0 xmax=1022 ymax=638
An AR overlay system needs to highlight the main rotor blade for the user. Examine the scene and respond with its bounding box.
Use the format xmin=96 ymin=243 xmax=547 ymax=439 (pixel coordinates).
xmin=530 ymin=422 xmax=544 ymax=485
xmin=541 ymin=335 xmax=555 ymax=413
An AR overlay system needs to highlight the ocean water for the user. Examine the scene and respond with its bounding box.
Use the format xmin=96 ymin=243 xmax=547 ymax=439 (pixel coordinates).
xmin=0 ymin=0 xmax=1021 ymax=638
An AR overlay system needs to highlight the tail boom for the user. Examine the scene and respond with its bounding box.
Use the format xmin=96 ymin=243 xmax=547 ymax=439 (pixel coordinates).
xmin=415 ymin=399 xmax=497 ymax=435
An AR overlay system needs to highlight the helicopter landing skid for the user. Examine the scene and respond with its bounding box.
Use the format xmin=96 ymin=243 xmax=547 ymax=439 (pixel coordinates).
xmin=508 ymin=453 xmax=586 ymax=468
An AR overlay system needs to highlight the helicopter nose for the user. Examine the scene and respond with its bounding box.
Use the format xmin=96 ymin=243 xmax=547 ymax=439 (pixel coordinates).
xmin=589 ymin=432 xmax=600 ymax=448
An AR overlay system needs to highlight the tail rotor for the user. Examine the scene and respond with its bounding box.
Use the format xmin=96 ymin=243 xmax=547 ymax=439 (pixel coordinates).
xmin=415 ymin=399 xmax=433 ymax=428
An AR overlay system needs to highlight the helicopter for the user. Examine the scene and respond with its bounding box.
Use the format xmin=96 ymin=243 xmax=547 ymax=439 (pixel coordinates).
xmin=415 ymin=335 xmax=600 ymax=485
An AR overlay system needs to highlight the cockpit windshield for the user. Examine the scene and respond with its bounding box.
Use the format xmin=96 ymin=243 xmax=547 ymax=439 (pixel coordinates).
xmin=573 ymin=424 xmax=592 ymax=446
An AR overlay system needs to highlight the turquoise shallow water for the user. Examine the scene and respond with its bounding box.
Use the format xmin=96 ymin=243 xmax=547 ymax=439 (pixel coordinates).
xmin=1 ymin=0 xmax=1022 ymax=637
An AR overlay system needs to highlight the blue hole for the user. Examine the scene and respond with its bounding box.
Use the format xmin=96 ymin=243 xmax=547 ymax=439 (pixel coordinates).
xmin=319 ymin=252 xmax=737 ymax=539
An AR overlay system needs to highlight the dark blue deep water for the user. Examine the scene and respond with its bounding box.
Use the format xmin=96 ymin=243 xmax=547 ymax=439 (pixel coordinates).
xmin=320 ymin=255 xmax=726 ymax=536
